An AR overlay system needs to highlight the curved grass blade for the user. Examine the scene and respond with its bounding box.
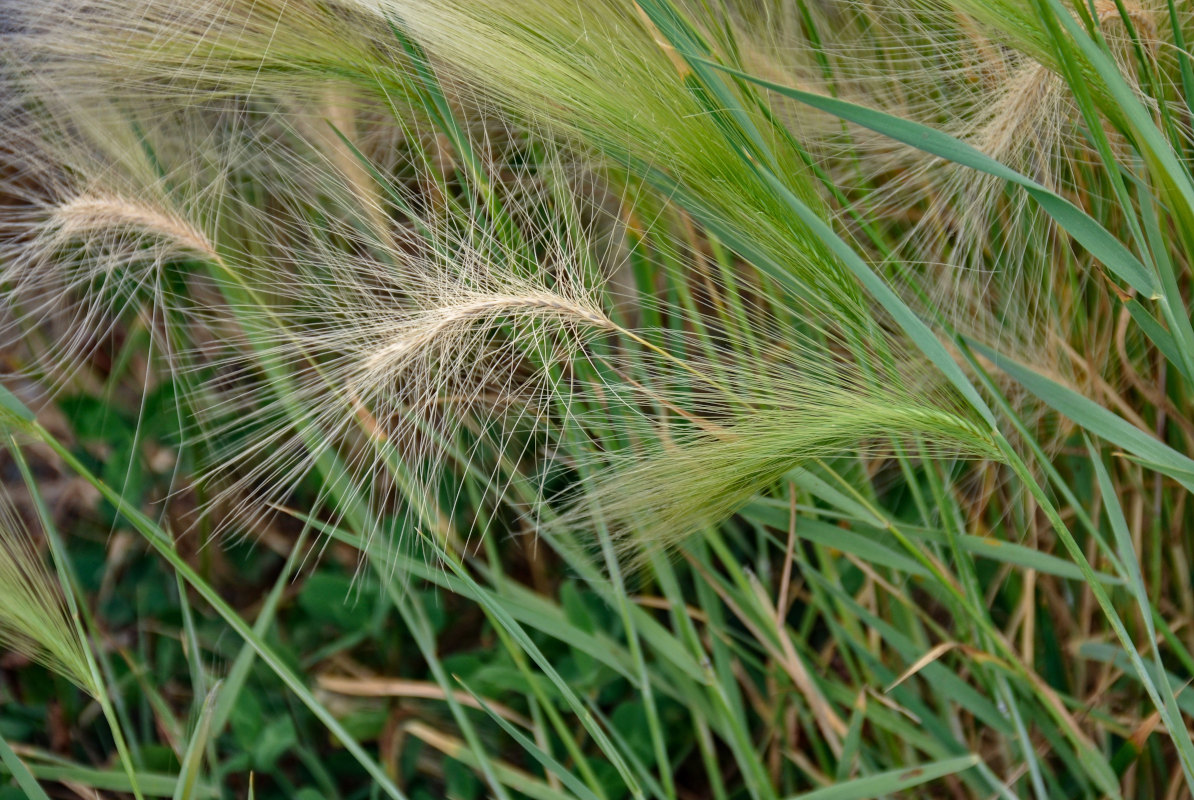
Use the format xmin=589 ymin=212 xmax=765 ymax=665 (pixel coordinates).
xmin=16 ymin=422 xmax=410 ymax=800
xmin=699 ymin=60 xmax=1159 ymax=300
xmin=971 ymin=340 xmax=1194 ymax=492
xmin=786 ymin=754 xmax=980 ymax=800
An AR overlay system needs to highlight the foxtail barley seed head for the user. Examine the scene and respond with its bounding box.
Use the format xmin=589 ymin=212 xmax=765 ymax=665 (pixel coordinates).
xmin=0 ymin=492 xmax=97 ymax=695
xmin=550 ymin=355 xmax=1001 ymax=563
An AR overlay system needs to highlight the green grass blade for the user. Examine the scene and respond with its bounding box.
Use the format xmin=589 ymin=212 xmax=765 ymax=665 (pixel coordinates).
xmin=746 ymin=156 xmax=997 ymax=429
xmin=1124 ymin=299 xmax=1194 ymax=385
xmin=1044 ymin=0 xmax=1194 ymax=218
xmin=2 ymin=757 xmax=199 ymax=798
xmin=20 ymin=422 xmax=409 ymax=800
xmin=458 ymin=678 xmax=603 ymax=800
xmin=425 ymin=536 xmax=644 ymax=799
xmin=0 ymin=731 xmax=53 ymax=800
xmin=173 ymin=683 xmax=221 ymax=800
xmin=786 ymin=754 xmax=980 ymax=800
xmin=207 ymin=527 xmax=310 ymax=736
xmin=744 ymin=500 xmax=1124 ymax=585
xmin=1087 ymin=440 xmax=1194 ymax=786
xmin=971 ymin=341 xmax=1194 ymax=490
xmin=0 ymin=384 xmax=35 ymax=425
xmin=699 ymin=59 xmax=1160 ymax=300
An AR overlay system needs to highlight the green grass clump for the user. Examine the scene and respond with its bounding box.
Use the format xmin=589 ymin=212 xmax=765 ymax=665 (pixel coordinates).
xmin=1 ymin=0 xmax=1194 ymax=798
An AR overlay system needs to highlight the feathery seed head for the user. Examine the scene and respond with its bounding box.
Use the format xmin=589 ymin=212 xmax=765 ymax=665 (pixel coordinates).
xmin=0 ymin=493 xmax=96 ymax=694
xmin=793 ymin=0 xmax=1170 ymax=387
xmin=192 ymin=210 xmax=621 ymax=555
xmin=552 ymin=359 xmax=1002 ymax=562
xmin=375 ymin=0 xmax=876 ymax=334
xmin=49 ymin=194 xmax=219 ymax=264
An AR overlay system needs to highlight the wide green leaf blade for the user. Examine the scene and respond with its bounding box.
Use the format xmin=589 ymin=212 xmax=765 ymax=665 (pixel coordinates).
xmin=700 ymin=59 xmax=1159 ymax=299
xmin=971 ymin=341 xmax=1194 ymax=491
